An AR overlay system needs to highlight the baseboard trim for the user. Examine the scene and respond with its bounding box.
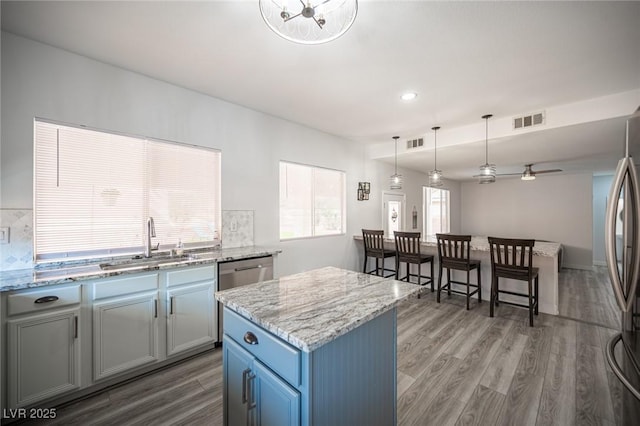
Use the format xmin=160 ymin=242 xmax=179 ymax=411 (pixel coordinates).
xmin=592 ymin=260 xmax=607 ymax=267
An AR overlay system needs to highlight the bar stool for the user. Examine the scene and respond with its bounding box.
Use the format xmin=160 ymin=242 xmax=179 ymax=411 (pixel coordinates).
xmin=436 ymin=234 xmax=482 ymax=310
xmin=362 ymin=229 xmax=396 ymax=278
xmin=394 ymin=231 xmax=434 ymax=291
xmin=488 ymin=237 xmax=539 ymax=327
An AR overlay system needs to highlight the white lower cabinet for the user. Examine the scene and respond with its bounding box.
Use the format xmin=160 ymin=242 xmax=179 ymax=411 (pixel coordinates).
xmin=93 ymin=291 xmax=159 ymax=381
xmin=91 ymin=273 xmax=160 ymax=381
xmin=6 ymin=284 xmax=82 ymax=408
xmin=166 ymin=281 xmax=215 ymax=356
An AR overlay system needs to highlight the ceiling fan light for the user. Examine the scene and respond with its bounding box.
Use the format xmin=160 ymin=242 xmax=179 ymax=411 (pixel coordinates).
xmin=478 ymin=163 xmax=496 ymax=184
xmin=479 ymin=175 xmax=496 ymax=184
xmin=521 ymin=172 xmax=536 ymax=181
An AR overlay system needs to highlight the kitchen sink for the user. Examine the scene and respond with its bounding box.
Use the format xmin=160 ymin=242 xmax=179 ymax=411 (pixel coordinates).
xmin=99 ymin=253 xmax=191 ymax=271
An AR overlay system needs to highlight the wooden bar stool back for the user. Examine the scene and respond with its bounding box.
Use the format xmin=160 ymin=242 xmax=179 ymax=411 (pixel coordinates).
xmin=488 ymin=237 xmax=539 ymax=326
xmin=362 ymin=229 xmax=396 ymax=277
xmin=436 ymin=234 xmax=481 ymax=310
xmin=393 ymin=231 xmax=434 ymax=291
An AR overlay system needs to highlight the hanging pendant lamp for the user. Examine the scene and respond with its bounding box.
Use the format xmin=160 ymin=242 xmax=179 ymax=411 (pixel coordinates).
xmin=390 ymin=136 xmax=403 ymax=190
xmin=428 ymin=126 xmax=443 ymax=187
xmin=478 ymin=114 xmax=496 ymax=184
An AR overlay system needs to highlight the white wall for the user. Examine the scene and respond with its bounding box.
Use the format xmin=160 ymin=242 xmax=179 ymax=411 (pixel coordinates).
xmin=461 ymin=173 xmax=593 ymax=269
xmin=0 ymin=32 xmax=385 ymax=276
xmin=593 ymin=175 xmax=613 ymax=265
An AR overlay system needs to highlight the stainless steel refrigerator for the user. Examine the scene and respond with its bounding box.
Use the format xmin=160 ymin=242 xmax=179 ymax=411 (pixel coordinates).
xmin=605 ymin=106 xmax=640 ymax=424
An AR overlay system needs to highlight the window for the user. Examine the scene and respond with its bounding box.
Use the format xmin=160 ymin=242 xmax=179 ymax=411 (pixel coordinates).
xmin=34 ymin=120 xmax=221 ymax=262
xmin=279 ymin=161 xmax=346 ymax=240
xmin=424 ymin=187 xmax=450 ymax=237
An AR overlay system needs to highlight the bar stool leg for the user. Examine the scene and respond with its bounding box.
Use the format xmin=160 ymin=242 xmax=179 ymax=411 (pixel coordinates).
xmin=490 ymin=276 xmax=496 ymax=317
xmin=477 ymin=267 xmax=482 ymax=303
xmin=437 ymin=264 xmax=443 ymax=303
xmin=534 ymin=275 xmax=539 ymax=315
xmin=466 ymin=270 xmax=470 ymax=310
xmin=363 ymin=254 xmax=367 ymax=274
xmin=430 ymin=259 xmax=434 ymax=292
xmin=447 ymin=268 xmax=451 ymax=296
xmin=528 ymin=279 xmax=534 ymax=327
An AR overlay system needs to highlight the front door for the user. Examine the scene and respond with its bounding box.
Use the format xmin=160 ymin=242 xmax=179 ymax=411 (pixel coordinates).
xmin=382 ymin=192 xmax=406 ymax=239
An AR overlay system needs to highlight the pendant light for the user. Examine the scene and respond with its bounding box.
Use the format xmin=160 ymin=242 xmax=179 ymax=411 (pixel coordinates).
xmin=390 ymin=136 xmax=403 ymax=190
xmin=478 ymin=114 xmax=496 ymax=184
xmin=428 ymin=126 xmax=443 ymax=187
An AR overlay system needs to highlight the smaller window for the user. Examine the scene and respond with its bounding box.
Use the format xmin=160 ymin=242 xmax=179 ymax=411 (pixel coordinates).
xmin=424 ymin=187 xmax=450 ymax=237
xmin=279 ymin=161 xmax=346 ymax=240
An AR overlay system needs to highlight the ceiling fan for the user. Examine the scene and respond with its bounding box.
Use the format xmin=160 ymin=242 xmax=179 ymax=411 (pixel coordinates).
xmin=498 ymin=164 xmax=563 ymax=181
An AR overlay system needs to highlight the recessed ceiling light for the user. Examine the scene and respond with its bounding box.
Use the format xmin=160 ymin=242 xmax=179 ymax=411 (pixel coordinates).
xmin=401 ymin=92 xmax=417 ymax=101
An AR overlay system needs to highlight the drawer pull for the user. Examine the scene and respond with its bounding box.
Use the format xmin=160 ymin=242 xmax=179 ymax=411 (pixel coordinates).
xmin=34 ymin=295 xmax=59 ymax=304
xmin=243 ymin=331 xmax=259 ymax=345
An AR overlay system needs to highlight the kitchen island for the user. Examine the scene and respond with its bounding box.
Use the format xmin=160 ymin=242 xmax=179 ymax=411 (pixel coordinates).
xmin=354 ymin=235 xmax=562 ymax=315
xmin=215 ymin=266 xmax=423 ymax=426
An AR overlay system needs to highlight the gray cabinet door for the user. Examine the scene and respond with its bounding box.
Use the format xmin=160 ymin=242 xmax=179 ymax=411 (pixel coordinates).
xmin=166 ymin=281 xmax=215 ymax=357
xmin=7 ymin=308 xmax=80 ymax=407
xmin=253 ymin=360 xmax=300 ymax=426
xmin=223 ymin=337 xmax=254 ymax=426
xmin=93 ymin=292 xmax=159 ymax=380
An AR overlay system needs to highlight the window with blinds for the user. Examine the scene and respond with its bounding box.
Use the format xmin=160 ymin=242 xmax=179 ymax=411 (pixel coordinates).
xmin=34 ymin=120 xmax=221 ymax=262
xmin=279 ymin=161 xmax=346 ymax=240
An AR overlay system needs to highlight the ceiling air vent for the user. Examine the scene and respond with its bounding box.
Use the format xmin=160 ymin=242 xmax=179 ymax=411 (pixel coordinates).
xmin=513 ymin=111 xmax=545 ymax=130
xmin=406 ymin=138 xmax=424 ymax=149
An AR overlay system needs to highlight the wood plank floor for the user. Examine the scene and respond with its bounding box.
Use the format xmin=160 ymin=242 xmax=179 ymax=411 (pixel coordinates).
xmin=17 ymin=269 xmax=638 ymax=425
xmin=557 ymin=266 xmax=619 ymax=329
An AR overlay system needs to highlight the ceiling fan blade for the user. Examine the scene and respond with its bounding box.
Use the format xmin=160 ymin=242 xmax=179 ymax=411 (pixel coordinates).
xmin=495 ymin=172 xmax=521 ymax=176
xmin=534 ymin=169 xmax=562 ymax=174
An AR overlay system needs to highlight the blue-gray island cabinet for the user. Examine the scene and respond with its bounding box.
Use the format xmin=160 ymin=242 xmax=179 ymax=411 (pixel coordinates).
xmin=215 ymin=266 xmax=423 ymax=426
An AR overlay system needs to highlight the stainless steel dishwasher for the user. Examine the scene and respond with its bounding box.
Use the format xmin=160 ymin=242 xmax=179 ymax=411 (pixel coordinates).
xmin=217 ymin=255 xmax=274 ymax=343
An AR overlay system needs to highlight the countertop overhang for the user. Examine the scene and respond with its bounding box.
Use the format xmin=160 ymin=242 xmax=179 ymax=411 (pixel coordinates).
xmin=354 ymin=235 xmax=562 ymax=257
xmin=215 ymin=266 xmax=423 ymax=352
xmin=0 ymin=246 xmax=282 ymax=292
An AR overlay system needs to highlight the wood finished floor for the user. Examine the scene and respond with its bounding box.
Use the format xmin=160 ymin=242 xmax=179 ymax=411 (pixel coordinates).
xmin=17 ymin=268 xmax=636 ymax=426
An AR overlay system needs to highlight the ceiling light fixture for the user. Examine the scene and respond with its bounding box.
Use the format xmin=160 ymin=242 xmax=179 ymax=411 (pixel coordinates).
xmin=390 ymin=136 xmax=403 ymax=190
xmin=401 ymin=92 xmax=418 ymax=101
xmin=259 ymin=0 xmax=358 ymax=45
xmin=478 ymin=114 xmax=496 ymax=184
xmin=429 ymin=126 xmax=443 ymax=187
xmin=521 ymin=164 xmax=536 ymax=181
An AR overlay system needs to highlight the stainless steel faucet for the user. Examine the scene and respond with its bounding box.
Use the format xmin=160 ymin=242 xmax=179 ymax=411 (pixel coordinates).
xmin=144 ymin=217 xmax=156 ymax=258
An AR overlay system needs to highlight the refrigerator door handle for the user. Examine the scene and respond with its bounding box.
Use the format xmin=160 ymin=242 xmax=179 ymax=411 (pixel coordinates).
xmin=605 ymin=156 xmax=640 ymax=312
xmin=606 ymin=333 xmax=640 ymax=401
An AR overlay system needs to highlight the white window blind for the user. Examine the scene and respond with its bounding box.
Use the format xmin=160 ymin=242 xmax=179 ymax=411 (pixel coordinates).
xmin=279 ymin=161 xmax=345 ymax=240
xmin=34 ymin=120 xmax=221 ymax=261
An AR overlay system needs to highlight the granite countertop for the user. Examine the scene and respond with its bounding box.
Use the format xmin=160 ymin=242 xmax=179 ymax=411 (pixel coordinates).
xmin=354 ymin=235 xmax=561 ymax=257
xmin=0 ymin=246 xmax=282 ymax=292
xmin=215 ymin=266 xmax=423 ymax=352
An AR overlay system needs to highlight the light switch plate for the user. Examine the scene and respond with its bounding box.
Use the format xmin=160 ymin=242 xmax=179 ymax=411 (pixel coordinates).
xmin=0 ymin=227 xmax=9 ymax=244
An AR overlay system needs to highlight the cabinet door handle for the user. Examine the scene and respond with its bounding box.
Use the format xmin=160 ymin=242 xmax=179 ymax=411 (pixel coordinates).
xmin=74 ymin=315 xmax=78 ymax=339
xmin=34 ymin=295 xmax=59 ymax=304
xmin=247 ymin=371 xmax=256 ymax=410
xmin=154 ymin=299 xmax=158 ymax=318
xmin=169 ymin=296 xmax=174 ymax=315
xmin=243 ymin=332 xmax=259 ymax=345
xmin=242 ymin=368 xmax=251 ymax=404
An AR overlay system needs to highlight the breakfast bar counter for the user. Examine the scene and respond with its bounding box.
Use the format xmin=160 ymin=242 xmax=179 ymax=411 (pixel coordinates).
xmin=354 ymin=235 xmax=561 ymax=315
